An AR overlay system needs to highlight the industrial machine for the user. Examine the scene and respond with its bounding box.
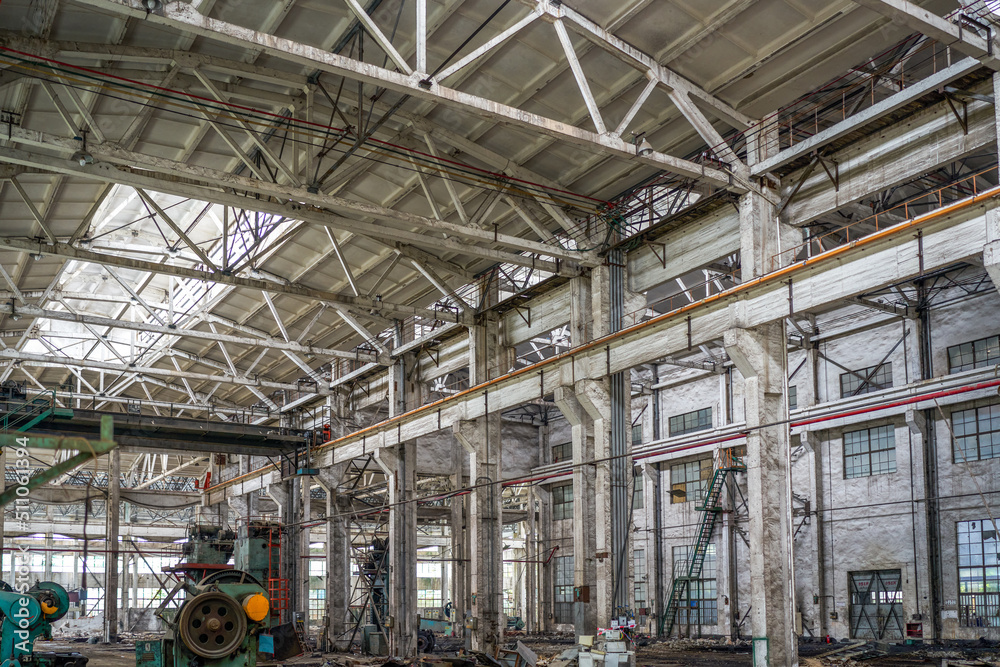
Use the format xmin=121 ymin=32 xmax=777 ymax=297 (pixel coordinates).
xmin=0 ymin=580 xmax=87 ymax=667
xmin=137 ymin=570 xmax=271 ymax=667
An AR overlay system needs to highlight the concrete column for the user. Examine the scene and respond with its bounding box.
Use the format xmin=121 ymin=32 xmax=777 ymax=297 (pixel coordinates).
xmin=44 ymin=533 xmax=52 ymax=581
xmin=318 ymin=465 xmax=351 ymax=649
xmin=299 ymin=478 xmax=312 ymax=640
xmin=454 ymin=417 xmax=503 ymax=652
xmin=132 ymin=556 xmax=139 ymax=615
xmin=905 ymin=408 xmax=937 ymax=638
xmin=0 ymin=448 xmax=5 ymax=561
xmin=535 ymin=487 xmax=553 ymax=633
xmin=984 ymin=207 xmax=1000 ymax=293
xmin=799 ymin=431 xmax=826 ymax=637
xmin=724 ymin=324 xmax=796 ymax=667
xmin=553 ymin=387 xmax=597 ymax=635
xmin=575 ymin=379 xmax=625 ymax=625
xmin=103 ymin=447 xmax=121 ymax=642
xmin=450 ymin=441 xmax=467 ymax=640
xmin=525 ymin=486 xmax=537 ymax=633
xmin=120 ymin=553 xmax=129 ymax=612
xmin=377 ymin=444 xmax=417 ymax=657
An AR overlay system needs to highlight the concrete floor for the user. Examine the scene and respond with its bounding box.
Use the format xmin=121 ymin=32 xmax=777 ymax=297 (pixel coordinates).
xmin=35 ymin=636 xmax=1000 ymax=667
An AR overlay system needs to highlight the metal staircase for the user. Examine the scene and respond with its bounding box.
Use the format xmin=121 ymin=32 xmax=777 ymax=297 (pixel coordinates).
xmin=659 ymin=447 xmax=746 ymax=637
xmin=0 ymin=389 xmax=73 ymax=433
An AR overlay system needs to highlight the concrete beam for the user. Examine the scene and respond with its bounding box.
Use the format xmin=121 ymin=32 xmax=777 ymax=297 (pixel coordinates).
xmin=753 ymin=57 xmax=983 ymax=176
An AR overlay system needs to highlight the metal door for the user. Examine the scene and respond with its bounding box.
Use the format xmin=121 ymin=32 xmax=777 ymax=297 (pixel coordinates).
xmin=849 ymin=569 xmax=904 ymax=639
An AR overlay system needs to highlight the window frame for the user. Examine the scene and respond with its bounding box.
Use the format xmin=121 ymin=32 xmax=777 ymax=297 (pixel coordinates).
xmin=840 ymin=363 xmax=893 ymax=398
xmin=952 ymin=403 xmax=1000 ymax=463
xmin=668 ymin=407 xmax=713 ymax=437
xmin=948 ymin=335 xmax=1000 ymax=374
xmin=670 ymin=458 xmax=712 ymax=504
xmin=956 ymin=518 xmax=1000 ymax=628
xmin=552 ymin=483 xmax=573 ymax=521
xmin=843 ymin=425 xmax=896 ymax=479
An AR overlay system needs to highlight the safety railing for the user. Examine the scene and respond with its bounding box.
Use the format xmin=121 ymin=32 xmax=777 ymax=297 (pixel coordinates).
xmin=768 ymin=164 xmax=1000 ymax=272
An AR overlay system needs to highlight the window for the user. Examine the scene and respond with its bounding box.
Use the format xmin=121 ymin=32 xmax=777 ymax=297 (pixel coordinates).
xmin=844 ymin=425 xmax=896 ymax=478
xmin=948 ymin=335 xmax=1000 ymax=373
xmin=552 ymin=483 xmax=573 ymax=520
xmin=670 ymin=458 xmax=712 ymax=504
xmin=633 ymin=476 xmax=644 ymax=510
xmin=669 ymin=408 xmax=712 ymax=437
xmin=672 ymin=545 xmax=717 ymax=625
xmin=309 ymin=589 xmax=326 ymax=621
xmin=953 ymin=404 xmax=1000 ymax=463
xmin=840 ymin=363 xmax=892 ymax=398
xmin=789 ymin=385 xmax=797 ymax=411
xmin=417 ymin=561 xmax=443 ymax=612
xmin=309 ymin=558 xmax=326 ymax=577
xmin=553 ymin=556 xmax=574 ymax=624
xmin=631 ymin=424 xmax=643 ymax=446
xmin=957 ymin=519 xmax=1000 ymax=627
xmin=634 ymin=550 xmax=647 ymax=613
xmin=552 ymin=442 xmax=572 ymax=463
xmin=83 ymin=588 xmax=104 ymax=615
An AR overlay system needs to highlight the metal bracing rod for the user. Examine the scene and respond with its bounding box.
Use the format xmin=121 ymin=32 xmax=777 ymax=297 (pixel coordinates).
xmin=333 ymin=307 xmax=389 ymax=354
xmin=191 ymin=104 xmax=274 ymax=182
xmin=553 ymin=18 xmax=606 ymax=134
xmin=102 ymin=265 xmax=166 ymax=326
xmin=56 ymin=81 xmax=107 ymax=144
xmin=367 ymin=253 xmax=401 ymax=298
xmin=421 ymin=133 xmax=469 ymax=224
xmin=168 ymin=355 xmax=198 ymax=403
xmin=325 ymin=228 xmax=360 ymax=297
xmin=8 ymin=176 xmax=57 ymax=243
xmin=434 ymin=9 xmax=540 ymax=81
xmin=261 ymin=291 xmax=291 ymax=342
xmin=343 ymin=0 xmax=412 ymax=74
xmin=191 ymin=68 xmax=303 ymax=186
xmin=0 ymin=263 xmax=25 ymax=304
xmin=133 ymin=188 xmax=220 ymax=272
xmin=406 ymin=259 xmax=469 ymax=311
xmin=70 ymin=0 xmax=735 ymax=185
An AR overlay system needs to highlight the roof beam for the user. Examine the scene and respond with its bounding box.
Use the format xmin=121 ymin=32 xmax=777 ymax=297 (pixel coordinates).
xmin=0 ymin=302 xmax=380 ymax=362
xmin=0 ymin=134 xmax=585 ymax=272
xmin=0 ymin=348 xmax=331 ymax=394
xmin=0 ymin=233 xmax=465 ymax=325
xmin=69 ymin=0 xmax=736 ymax=185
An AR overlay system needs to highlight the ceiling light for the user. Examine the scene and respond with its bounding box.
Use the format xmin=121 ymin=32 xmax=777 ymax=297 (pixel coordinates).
xmin=636 ymin=138 xmax=653 ymax=157
xmin=31 ymin=253 xmax=43 ymax=261
xmin=71 ymin=151 xmax=94 ymax=166
xmin=143 ymin=0 xmax=163 ymax=9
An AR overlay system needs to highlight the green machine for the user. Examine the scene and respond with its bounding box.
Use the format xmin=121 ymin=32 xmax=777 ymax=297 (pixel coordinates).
xmin=137 ymin=571 xmax=271 ymax=667
xmin=0 ymin=581 xmax=86 ymax=667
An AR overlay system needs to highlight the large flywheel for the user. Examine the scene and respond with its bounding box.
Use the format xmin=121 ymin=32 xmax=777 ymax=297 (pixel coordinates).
xmin=177 ymin=591 xmax=247 ymax=659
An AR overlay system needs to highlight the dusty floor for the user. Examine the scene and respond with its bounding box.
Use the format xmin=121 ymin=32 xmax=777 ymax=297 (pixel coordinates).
xmin=36 ymin=635 xmax=1000 ymax=667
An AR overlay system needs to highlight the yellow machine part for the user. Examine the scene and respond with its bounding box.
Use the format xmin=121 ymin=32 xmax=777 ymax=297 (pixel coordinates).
xmin=242 ymin=593 xmax=269 ymax=622
xmin=40 ymin=601 xmax=58 ymax=615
